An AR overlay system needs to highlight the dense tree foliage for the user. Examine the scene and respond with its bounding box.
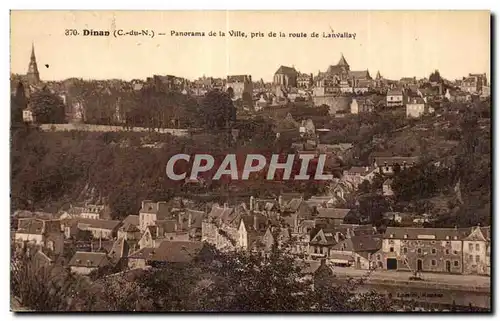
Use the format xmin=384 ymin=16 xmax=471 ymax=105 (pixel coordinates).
xmin=29 ymin=89 xmax=66 ymax=123
xmin=11 ymin=245 xmax=423 ymax=312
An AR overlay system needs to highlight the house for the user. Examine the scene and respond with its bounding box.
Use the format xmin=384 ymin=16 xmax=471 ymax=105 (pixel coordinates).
xmin=237 ymin=214 xmax=269 ymax=251
xmin=68 ymin=251 xmax=111 ymax=275
xmin=406 ymin=97 xmax=426 ymax=118
xmin=128 ymin=240 xmax=212 ymax=269
xmin=373 ymin=156 xmax=419 ymax=175
xmin=382 ymin=212 xmax=413 ymax=224
xmin=342 ymin=166 xmax=378 ymax=188
xmin=15 ymin=218 xmax=64 ymax=255
xmin=350 ymin=97 xmax=375 ymax=114
xmin=462 ymin=226 xmax=491 ymax=276
xmin=108 ymin=237 xmax=132 ymax=268
xmin=138 ymin=200 xmax=171 ymax=231
xmin=227 ymin=75 xmax=253 ymax=101
xmin=374 ymin=227 xmax=471 ymax=274
xmin=117 ymin=215 xmax=141 ymax=240
xmin=79 ymin=204 xmax=107 ymax=220
xmin=330 ymin=234 xmax=383 ymax=269
xmin=201 ymin=204 xmax=243 ymax=251
xmin=309 ymin=228 xmax=347 ymax=260
xmin=138 ymin=220 xmax=189 ymax=249
xmin=382 ymin=179 xmax=394 ymax=196
xmin=67 ymin=218 xmax=122 ymax=240
xmin=445 ymin=89 xmax=469 ymax=103
xmin=386 ymin=89 xmax=404 ymax=108
xmin=22 ymin=107 xmax=35 ymax=123
xmin=315 ymin=208 xmax=351 ymax=226
xmin=178 ymin=209 xmax=205 ymax=241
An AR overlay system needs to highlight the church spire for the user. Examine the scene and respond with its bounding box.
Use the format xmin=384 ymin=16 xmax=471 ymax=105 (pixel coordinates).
xmin=337 ymin=53 xmax=349 ymax=67
xmin=27 ymin=42 xmax=40 ymax=84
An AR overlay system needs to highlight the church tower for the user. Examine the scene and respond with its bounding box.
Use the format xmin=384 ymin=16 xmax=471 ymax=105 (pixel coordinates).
xmin=27 ymin=43 xmax=40 ymax=85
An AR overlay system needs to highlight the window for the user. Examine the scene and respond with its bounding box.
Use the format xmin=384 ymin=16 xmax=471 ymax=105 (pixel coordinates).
xmin=469 ymin=255 xmax=473 ymax=260
xmin=404 ymin=234 xmax=408 ymax=239
xmin=445 ymin=249 xmax=450 ymax=255
xmin=453 ymin=250 xmax=458 ymax=255
xmin=390 ymin=247 xmax=394 ymax=252
xmin=453 ymin=236 xmax=458 ymax=240
xmin=403 ymin=247 xmax=408 ymax=254
xmin=475 ymin=244 xmax=480 ymax=251
xmin=431 ymin=248 xmax=436 ymax=254
xmin=454 ymin=261 xmax=459 ymax=267
xmin=446 ymin=236 xmax=450 ymax=240
xmin=377 ymin=254 xmax=381 ymax=260
xmin=417 ymin=248 xmax=422 ymax=254
xmin=431 ymin=260 xmax=436 ymax=266
xmin=475 ymin=255 xmax=480 ymax=262
xmin=468 ymin=243 xmax=473 ymax=251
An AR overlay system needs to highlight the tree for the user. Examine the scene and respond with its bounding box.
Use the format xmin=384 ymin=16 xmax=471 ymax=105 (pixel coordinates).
xmin=429 ymin=70 xmax=442 ymax=83
xmin=200 ymin=90 xmax=236 ymax=130
xmin=29 ymin=89 xmax=66 ymax=123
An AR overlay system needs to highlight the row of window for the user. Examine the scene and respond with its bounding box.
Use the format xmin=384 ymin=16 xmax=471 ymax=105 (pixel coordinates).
xmin=468 ymin=243 xmax=481 ymax=251
xmin=388 ymin=247 xmax=459 ymax=255
xmin=389 ymin=235 xmax=459 ymax=240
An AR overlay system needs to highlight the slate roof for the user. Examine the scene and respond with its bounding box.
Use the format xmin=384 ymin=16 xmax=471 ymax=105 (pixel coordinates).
xmin=68 ymin=251 xmax=110 ymax=268
xmin=384 ymin=227 xmax=471 ymax=240
xmin=151 ymin=241 xmax=205 ymax=263
xmin=387 ymin=89 xmax=404 ymax=96
xmin=275 ymin=65 xmax=298 ymax=75
xmin=17 ymin=219 xmax=44 ymax=235
xmin=349 ymin=70 xmax=371 ymax=80
xmin=75 ymin=218 xmax=122 ymax=231
xmin=316 ymin=208 xmax=351 ymax=220
xmin=121 ymin=215 xmax=139 ymax=227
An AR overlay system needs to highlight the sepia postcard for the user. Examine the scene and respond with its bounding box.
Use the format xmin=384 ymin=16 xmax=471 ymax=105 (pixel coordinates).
xmin=9 ymin=10 xmax=491 ymax=312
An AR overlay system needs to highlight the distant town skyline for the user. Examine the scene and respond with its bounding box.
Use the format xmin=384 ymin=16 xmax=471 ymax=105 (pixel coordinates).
xmin=10 ymin=11 xmax=490 ymax=82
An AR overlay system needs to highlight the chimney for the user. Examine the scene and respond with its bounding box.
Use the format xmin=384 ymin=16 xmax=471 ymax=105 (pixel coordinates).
xmin=250 ymin=196 xmax=255 ymax=211
xmin=188 ymin=211 xmax=192 ymax=229
xmin=174 ymin=222 xmax=178 ymax=232
xmin=253 ymin=215 xmax=258 ymax=231
xmin=320 ymin=258 xmax=326 ymax=266
xmin=278 ymin=195 xmax=283 ymax=207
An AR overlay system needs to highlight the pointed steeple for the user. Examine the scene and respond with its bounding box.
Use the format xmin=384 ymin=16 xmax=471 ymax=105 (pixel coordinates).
xmin=27 ymin=42 xmax=40 ymax=84
xmin=337 ymin=53 xmax=349 ymax=67
xmin=376 ymin=70 xmax=382 ymax=80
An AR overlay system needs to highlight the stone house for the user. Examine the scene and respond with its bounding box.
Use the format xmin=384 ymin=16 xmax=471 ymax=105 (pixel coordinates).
xmin=374 ymin=227 xmax=471 ymax=274
xmin=386 ymin=89 xmax=404 ymax=108
xmin=68 ymin=251 xmax=111 ymax=275
xmin=15 ymin=218 xmax=64 ymax=255
xmin=342 ymin=166 xmax=378 ymax=188
xmin=315 ymin=208 xmax=351 ymax=226
xmin=138 ymin=200 xmax=170 ymax=231
xmin=373 ymin=156 xmax=419 ymax=175
xmin=462 ymin=226 xmax=491 ymax=276
xmin=227 ymin=75 xmax=253 ymax=101
xmin=117 ymin=215 xmax=141 ymax=240
xmin=201 ymin=204 xmax=243 ymax=251
xmin=65 ymin=218 xmax=121 ymax=240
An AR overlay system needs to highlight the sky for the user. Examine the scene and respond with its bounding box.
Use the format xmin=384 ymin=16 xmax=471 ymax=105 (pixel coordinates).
xmin=10 ymin=10 xmax=490 ymax=82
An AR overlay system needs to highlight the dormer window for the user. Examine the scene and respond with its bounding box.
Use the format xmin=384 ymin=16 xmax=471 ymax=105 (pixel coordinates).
xmin=404 ymin=234 xmax=408 ymax=239
xmin=446 ymin=236 xmax=450 ymax=240
xmin=390 ymin=234 xmax=394 ymax=238
xmin=453 ymin=236 xmax=458 ymax=240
